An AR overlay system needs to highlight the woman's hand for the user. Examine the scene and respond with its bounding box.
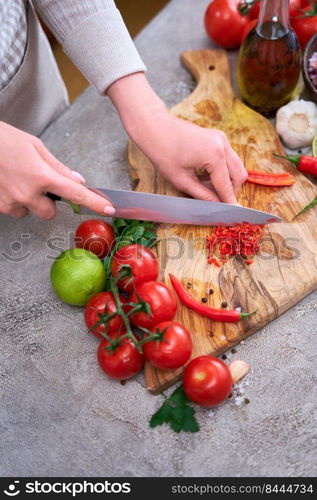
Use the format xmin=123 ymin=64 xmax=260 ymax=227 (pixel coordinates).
xmin=0 ymin=122 xmax=115 ymax=219
xmin=107 ymin=73 xmax=247 ymax=203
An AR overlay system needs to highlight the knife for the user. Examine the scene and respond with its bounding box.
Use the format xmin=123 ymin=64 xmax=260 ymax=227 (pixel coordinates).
xmin=47 ymin=188 xmax=282 ymax=226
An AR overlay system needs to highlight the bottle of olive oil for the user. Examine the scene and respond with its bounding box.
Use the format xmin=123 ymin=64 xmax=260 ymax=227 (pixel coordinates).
xmin=237 ymin=0 xmax=301 ymax=116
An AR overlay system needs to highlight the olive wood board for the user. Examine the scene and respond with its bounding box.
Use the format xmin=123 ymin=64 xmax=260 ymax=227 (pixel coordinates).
xmin=128 ymin=50 xmax=317 ymax=394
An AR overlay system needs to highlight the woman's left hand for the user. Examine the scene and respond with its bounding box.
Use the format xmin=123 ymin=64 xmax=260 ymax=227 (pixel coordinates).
xmin=107 ymin=73 xmax=247 ymax=203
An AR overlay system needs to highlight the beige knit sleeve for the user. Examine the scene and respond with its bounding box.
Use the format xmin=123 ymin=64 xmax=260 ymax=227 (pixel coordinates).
xmin=33 ymin=0 xmax=146 ymax=94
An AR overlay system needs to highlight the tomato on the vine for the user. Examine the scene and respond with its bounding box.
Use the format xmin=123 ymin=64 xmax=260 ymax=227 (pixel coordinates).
xmin=183 ymin=356 xmax=233 ymax=407
xmin=143 ymin=321 xmax=192 ymax=370
xmin=97 ymin=335 xmax=144 ymax=380
xmin=130 ymin=281 xmax=177 ymax=329
xmin=111 ymin=244 xmax=159 ymax=292
xmin=84 ymin=291 xmax=126 ymax=339
xmin=204 ymin=0 xmax=249 ymax=48
xmin=291 ymin=3 xmax=317 ymax=48
xmin=75 ymin=219 xmax=115 ymax=259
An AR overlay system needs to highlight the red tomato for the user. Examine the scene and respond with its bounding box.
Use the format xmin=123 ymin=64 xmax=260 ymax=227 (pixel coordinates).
xmin=247 ymin=0 xmax=307 ymax=19
xmin=289 ymin=0 xmax=309 ymax=17
xmin=143 ymin=321 xmax=192 ymax=370
xmin=97 ymin=335 xmax=144 ymax=380
xmin=241 ymin=18 xmax=258 ymax=42
xmin=291 ymin=5 xmax=317 ymax=48
xmin=84 ymin=292 xmax=126 ymax=339
xmin=75 ymin=219 xmax=115 ymax=259
xmin=248 ymin=1 xmax=260 ymax=20
xmin=204 ymin=0 xmax=249 ymax=48
xmin=183 ymin=356 xmax=233 ymax=407
xmin=111 ymin=244 xmax=159 ymax=292
xmin=130 ymin=281 xmax=177 ymax=329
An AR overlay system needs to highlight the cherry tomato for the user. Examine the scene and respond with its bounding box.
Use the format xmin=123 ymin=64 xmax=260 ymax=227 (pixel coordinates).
xmin=84 ymin=292 xmax=127 ymax=339
xmin=183 ymin=356 xmax=233 ymax=407
xmin=111 ymin=244 xmax=159 ymax=292
xmin=204 ymin=0 xmax=249 ymax=49
xmin=75 ymin=219 xmax=115 ymax=259
xmin=143 ymin=321 xmax=192 ymax=370
xmin=97 ymin=335 xmax=144 ymax=380
xmin=291 ymin=5 xmax=317 ymax=48
xmin=241 ymin=18 xmax=257 ymax=42
xmin=130 ymin=281 xmax=177 ymax=329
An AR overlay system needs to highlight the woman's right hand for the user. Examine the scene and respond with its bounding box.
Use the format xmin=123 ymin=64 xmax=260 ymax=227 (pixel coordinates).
xmin=0 ymin=121 xmax=115 ymax=219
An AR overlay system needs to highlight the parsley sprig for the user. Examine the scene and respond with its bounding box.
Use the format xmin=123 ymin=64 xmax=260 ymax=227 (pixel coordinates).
xmin=150 ymin=386 xmax=199 ymax=433
xmin=113 ymin=218 xmax=157 ymax=249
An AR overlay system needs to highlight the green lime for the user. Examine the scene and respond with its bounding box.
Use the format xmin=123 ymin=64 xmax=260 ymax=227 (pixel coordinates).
xmin=312 ymin=135 xmax=317 ymax=157
xmin=50 ymin=248 xmax=106 ymax=306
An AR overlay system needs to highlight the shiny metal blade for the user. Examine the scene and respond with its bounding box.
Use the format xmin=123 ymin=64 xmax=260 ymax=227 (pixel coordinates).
xmin=79 ymin=188 xmax=282 ymax=225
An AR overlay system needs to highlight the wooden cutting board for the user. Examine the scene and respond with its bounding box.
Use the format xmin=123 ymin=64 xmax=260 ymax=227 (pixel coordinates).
xmin=128 ymin=50 xmax=317 ymax=394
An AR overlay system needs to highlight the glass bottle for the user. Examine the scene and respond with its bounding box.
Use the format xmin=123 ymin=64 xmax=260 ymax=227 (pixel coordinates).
xmin=237 ymin=0 xmax=301 ymax=116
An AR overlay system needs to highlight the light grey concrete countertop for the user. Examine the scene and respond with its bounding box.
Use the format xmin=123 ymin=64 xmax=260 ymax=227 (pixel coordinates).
xmin=0 ymin=0 xmax=316 ymax=478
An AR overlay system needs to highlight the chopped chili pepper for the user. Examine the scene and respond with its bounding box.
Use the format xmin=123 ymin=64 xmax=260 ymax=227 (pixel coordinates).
xmin=247 ymin=170 xmax=295 ymax=186
xmin=169 ymin=274 xmax=257 ymax=323
xmin=274 ymin=153 xmax=317 ymax=178
xmin=294 ymin=195 xmax=317 ymax=218
xmin=206 ymin=222 xmax=264 ymax=267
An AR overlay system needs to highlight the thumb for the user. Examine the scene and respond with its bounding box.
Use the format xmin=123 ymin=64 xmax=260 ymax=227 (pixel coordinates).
xmin=177 ymin=173 xmax=221 ymax=202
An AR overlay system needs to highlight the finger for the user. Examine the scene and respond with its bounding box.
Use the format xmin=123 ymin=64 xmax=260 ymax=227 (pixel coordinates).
xmin=224 ymin=147 xmax=248 ymax=196
xmin=35 ymin=141 xmax=86 ymax=184
xmin=28 ymin=196 xmax=57 ymax=220
xmin=47 ymin=174 xmax=115 ymax=216
xmin=176 ymin=172 xmax=221 ymax=202
xmin=9 ymin=206 xmax=29 ymax=219
xmin=207 ymin=154 xmax=237 ymax=204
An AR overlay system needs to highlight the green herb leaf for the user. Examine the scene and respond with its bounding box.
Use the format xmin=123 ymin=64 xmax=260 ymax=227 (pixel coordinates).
xmin=112 ymin=218 xmax=157 ymax=249
xmin=150 ymin=402 xmax=172 ymax=428
xmin=169 ymin=385 xmax=189 ymax=407
xmin=149 ymin=385 xmax=200 ymax=433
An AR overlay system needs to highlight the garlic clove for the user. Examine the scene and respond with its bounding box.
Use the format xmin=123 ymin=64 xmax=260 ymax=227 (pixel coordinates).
xmin=229 ymin=359 xmax=250 ymax=384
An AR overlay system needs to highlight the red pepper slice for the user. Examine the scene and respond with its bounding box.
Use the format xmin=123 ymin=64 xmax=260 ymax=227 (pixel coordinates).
xmin=169 ymin=274 xmax=257 ymax=323
xmin=247 ymin=170 xmax=295 ymax=186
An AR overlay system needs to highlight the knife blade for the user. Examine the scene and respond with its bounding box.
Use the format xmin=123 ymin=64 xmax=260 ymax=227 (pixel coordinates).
xmin=48 ymin=188 xmax=282 ymax=225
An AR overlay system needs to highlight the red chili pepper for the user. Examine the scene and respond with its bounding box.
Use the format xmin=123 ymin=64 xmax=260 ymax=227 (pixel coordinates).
xmin=169 ymin=274 xmax=256 ymax=323
xmin=274 ymin=153 xmax=317 ymax=177
xmin=247 ymin=170 xmax=295 ymax=186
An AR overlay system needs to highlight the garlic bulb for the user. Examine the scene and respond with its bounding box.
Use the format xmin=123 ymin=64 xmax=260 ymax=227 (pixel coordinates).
xmin=275 ymin=99 xmax=317 ymax=149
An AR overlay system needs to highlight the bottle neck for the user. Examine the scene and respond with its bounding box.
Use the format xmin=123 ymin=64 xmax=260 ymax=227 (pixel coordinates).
xmin=256 ymin=0 xmax=290 ymax=39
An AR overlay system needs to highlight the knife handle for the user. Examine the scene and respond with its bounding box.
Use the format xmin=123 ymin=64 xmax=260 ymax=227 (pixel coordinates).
xmin=46 ymin=192 xmax=62 ymax=202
